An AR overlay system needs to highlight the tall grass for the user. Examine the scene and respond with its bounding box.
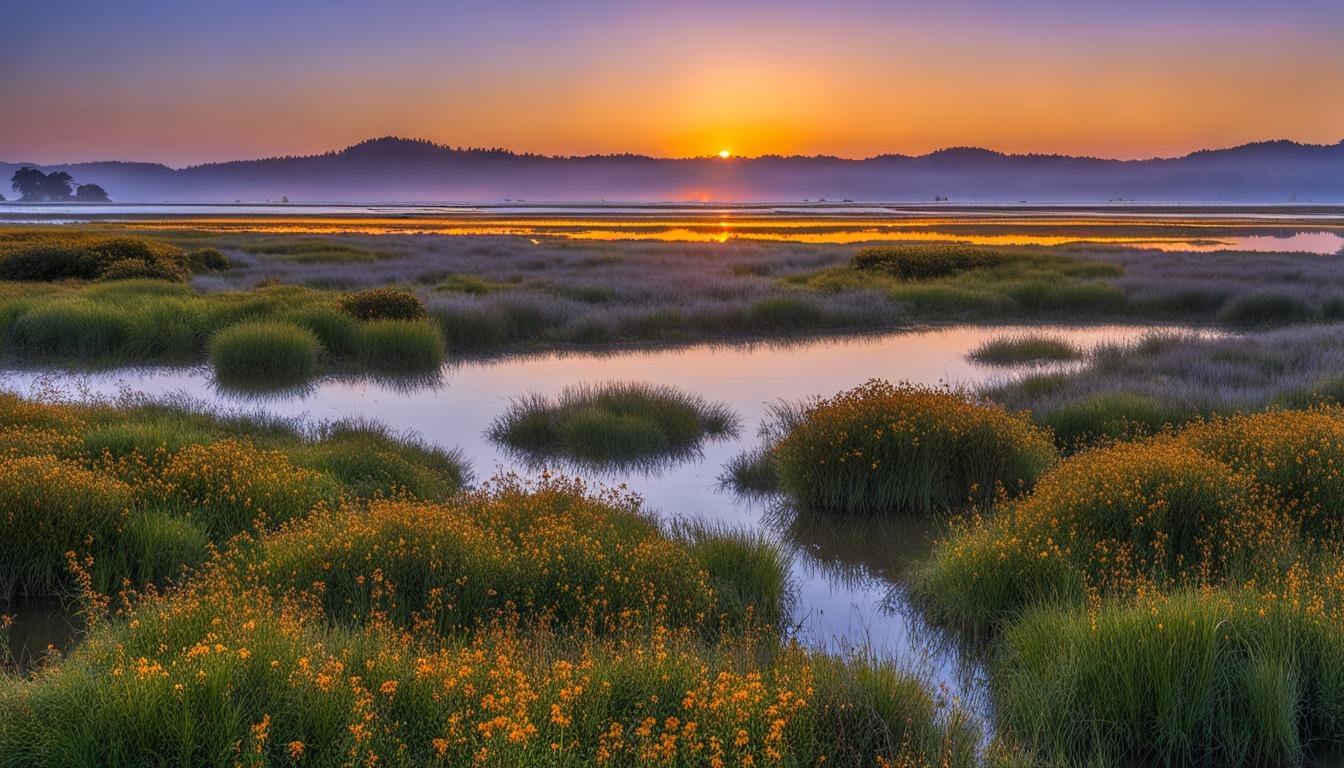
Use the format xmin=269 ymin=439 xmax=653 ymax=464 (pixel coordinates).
xmin=967 ymin=333 xmax=1084 ymax=366
xmin=208 ymin=320 xmax=324 ymax=385
xmin=489 ymin=382 xmax=740 ymax=467
xmin=773 ymin=380 xmax=1056 ymax=514
xmin=356 ymin=319 xmax=446 ymax=371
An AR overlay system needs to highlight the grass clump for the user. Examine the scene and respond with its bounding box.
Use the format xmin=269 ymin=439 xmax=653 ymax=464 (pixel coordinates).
xmin=489 ymin=382 xmax=740 ymax=467
xmin=911 ymin=435 xmax=1286 ymax=632
xmin=356 ymin=319 xmax=445 ymax=372
xmin=240 ymin=238 xmax=396 ymax=264
xmin=967 ymin=333 xmax=1084 ymax=366
xmin=993 ymin=590 xmax=1344 ymax=767
xmin=773 ymin=380 xmax=1056 ymax=514
xmin=0 ymin=230 xmax=190 ymax=282
xmin=852 ymin=245 xmax=1008 ymax=279
xmin=1041 ymin=391 xmax=1197 ymax=450
xmin=208 ymin=320 xmax=323 ymax=386
xmin=339 ymin=287 xmax=426 ymax=320
xmin=1216 ymin=291 xmax=1314 ymax=326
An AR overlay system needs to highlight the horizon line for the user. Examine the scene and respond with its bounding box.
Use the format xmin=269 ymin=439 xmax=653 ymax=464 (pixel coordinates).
xmin=6 ymin=134 xmax=1344 ymax=171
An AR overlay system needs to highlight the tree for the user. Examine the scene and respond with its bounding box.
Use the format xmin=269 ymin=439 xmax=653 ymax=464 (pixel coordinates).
xmin=10 ymin=168 xmax=106 ymax=202
xmin=74 ymin=183 xmax=110 ymax=202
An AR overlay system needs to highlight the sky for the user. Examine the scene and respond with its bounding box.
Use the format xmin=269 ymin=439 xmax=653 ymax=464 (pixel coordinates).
xmin=2 ymin=0 xmax=1342 ymax=166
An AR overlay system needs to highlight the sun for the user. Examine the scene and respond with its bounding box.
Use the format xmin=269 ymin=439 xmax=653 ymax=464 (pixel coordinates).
xmin=718 ymin=149 xmax=731 ymax=158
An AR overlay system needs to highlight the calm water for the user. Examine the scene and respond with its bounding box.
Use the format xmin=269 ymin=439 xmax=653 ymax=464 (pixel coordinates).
xmin=2 ymin=203 xmax=1342 ymax=253
xmin=1 ymin=324 xmax=1186 ymax=707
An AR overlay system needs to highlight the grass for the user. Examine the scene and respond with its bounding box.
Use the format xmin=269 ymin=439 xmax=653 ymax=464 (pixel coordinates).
xmin=209 ymin=320 xmax=323 ymax=386
xmin=0 ymin=391 xmax=469 ymax=600
xmin=772 ymin=380 xmax=1057 ymax=514
xmin=356 ymin=319 xmax=446 ymax=372
xmin=0 ymin=391 xmax=976 ymax=768
xmin=240 ymin=238 xmax=399 ymax=264
xmin=489 ymin=382 xmax=740 ymax=468
xmin=967 ymin=333 xmax=1084 ymax=366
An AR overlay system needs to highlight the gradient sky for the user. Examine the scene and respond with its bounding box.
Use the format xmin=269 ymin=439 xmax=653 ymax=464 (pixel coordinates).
xmin=3 ymin=0 xmax=1342 ymax=166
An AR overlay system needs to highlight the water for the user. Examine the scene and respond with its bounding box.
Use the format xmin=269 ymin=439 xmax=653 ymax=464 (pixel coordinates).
xmin=2 ymin=203 xmax=1342 ymax=253
xmin=0 ymin=323 xmax=1182 ymax=705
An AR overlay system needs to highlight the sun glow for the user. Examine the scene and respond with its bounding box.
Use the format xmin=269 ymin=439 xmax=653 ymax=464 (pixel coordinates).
xmin=718 ymin=149 xmax=731 ymax=158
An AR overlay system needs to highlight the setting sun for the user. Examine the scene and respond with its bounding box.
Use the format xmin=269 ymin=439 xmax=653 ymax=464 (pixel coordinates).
xmin=718 ymin=149 xmax=731 ymax=158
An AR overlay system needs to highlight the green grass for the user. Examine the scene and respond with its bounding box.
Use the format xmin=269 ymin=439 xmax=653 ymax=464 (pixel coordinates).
xmin=0 ymin=392 xmax=469 ymax=601
xmin=240 ymin=238 xmax=398 ymax=263
xmin=356 ymin=319 xmax=446 ymax=372
xmin=489 ymin=382 xmax=740 ymax=467
xmin=1216 ymin=291 xmax=1314 ymax=326
xmin=968 ymin=333 xmax=1084 ymax=366
xmin=208 ymin=320 xmax=324 ymax=386
xmin=1040 ymin=391 xmax=1199 ymax=450
xmin=773 ymin=380 xmax=1057 ymax=514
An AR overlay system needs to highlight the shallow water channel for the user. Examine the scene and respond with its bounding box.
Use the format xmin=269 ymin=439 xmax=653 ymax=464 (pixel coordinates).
xmin=2 ymin=324 xmax=1184 ymax=712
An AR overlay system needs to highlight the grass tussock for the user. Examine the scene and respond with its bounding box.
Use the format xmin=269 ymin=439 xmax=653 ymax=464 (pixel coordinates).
xmin=773 ymin=380 xmax=1056 ymax=514
xmin=208 ymin=320 xmax=323 ymax=385
xmin=967 ymin=333 xmax=1084 ymax=366
xmin=356 ymin=319 xmax=446 ymax=372
xmin=489 ymin=382 xmax=740 ymax=467
xmin=0 ymin=230 xmax=194 ymax=282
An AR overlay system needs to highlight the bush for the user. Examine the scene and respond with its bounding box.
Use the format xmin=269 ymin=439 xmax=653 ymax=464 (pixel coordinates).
xmin=186 ymin=247 xmax=231 ymax=272
xmin=774 ymin=380 xmax=1056 ymax=514
xmin=339 ymin=287 xmax=426 ymax=321
xmin=208 ymin=320 xmax=323 ymax=384
xmin=489 ymin=382 xmax=740 ymax=466
xmin=356 ymin=319 xmax=446 ymax=371
xmin=292 ymin=420 xmax=467 ymax=501
xmin=0 ymin=234 xmax=189 ymax=282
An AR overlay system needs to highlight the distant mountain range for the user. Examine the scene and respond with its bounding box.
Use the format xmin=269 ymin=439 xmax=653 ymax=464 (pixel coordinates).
xmin=4 ymin=136 xmax=1343 ymax=203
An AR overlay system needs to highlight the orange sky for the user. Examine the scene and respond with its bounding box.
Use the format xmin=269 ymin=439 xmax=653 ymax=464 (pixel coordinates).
xmin=3 ymin=2 xmax=1342 ymax=165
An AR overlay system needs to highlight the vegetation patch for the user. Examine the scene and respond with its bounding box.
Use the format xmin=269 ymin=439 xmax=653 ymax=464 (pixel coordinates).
xmin=356 ymin=318 xmax=446 ymax=371
xmin=240 ymin=238 xmax=398 ymax=264
xmin=489 ymin=382 xmax=740 ymax=468
xmin=339 ymin=287 xmax=426 ymax=320
xmin=967 ymin=332 xmax=1084 ymax=366
xmin=773 ymin=380 xmax=1056 ymax=514
xmin=0 ymin=230 xmax=192 ymax=282
xmin=208 ymin=320 xmax=324 ymax=386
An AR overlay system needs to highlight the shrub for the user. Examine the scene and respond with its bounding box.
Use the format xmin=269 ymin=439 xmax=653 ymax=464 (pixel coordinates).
xmin=489 ymin=382 xmax=740 ymax=466
xmin=292 ymin=420 xmax=467 ymax=501
xmin=208 ymin=320 xmax=323 ymax=384
xmin=186 ymin=247 xmax=231 ymax=272
xmin=774 ymin=380 xmax=1056 ymax=514
xmin=0 ymin=235 xmax=189 ymax=282
xmin=339 ymin=287 xmax=426 ymax=320
xmin=356 ymin=319 xmax=446 ymax=371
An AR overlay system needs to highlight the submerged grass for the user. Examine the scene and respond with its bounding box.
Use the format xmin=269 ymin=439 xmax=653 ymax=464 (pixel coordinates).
xmin=489 ymin=382 xmax=740 ymax=468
